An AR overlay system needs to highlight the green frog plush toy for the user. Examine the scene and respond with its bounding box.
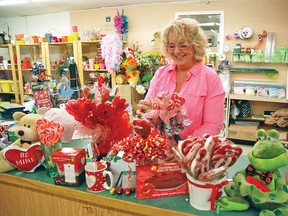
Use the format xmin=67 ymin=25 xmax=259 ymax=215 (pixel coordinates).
xmin=217 ymin=129 xmax=288 ymax=216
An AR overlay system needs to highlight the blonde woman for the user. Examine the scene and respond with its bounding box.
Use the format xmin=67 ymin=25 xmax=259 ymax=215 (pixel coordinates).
xmin=137 ymin=18 xmax=225 ymax=141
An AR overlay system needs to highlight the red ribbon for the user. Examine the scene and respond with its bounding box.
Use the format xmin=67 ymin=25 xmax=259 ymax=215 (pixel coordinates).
xmin=188 ymin=178 xmax=229 ymax=210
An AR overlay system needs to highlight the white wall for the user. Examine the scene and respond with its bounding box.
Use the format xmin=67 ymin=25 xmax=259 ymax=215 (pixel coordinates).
xmin=0 ymin=12 xmax=70 ymax=59
xmin=0 ymin=12 xmax=70 ymax=40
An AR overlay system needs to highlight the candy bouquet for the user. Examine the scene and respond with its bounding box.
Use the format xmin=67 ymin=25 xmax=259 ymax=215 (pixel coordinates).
xmin=36 ymin=118 xmax=64 ymax=177
xmin=142 ymin=92 xmax=192 ymax=147
xmin=108 ymin=92 xmax=191 ymax=164
xmin=171 ymin=134 xmax=243 ymax=210
xmin=172 ymin=135 xmax=243 ymax=182
xmin=108 ymin=118 xmax=169 ymax=164
xmin=65 ymin=76 xmax=131 ymax=158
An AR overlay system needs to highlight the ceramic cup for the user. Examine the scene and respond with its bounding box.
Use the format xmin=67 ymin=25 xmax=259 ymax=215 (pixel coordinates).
xmin=85 ymin=161 xmax=114 ymax=192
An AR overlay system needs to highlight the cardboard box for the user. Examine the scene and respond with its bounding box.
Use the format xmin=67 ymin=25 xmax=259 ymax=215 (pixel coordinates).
xmin=51 ymin=147 xmax=86 ymax=186
xmin=136 ymin=161 xmax=188 ymax=200
xmin=227 ymin=124 xmax=258 ymax=141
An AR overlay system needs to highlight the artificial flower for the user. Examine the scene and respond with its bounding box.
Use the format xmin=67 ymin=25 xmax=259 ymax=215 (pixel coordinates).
xmin=136 ymin=84 xmax=146 ymax=94
xmin=119 ymin=48 xmax=166 ymax=94
xmin=113 ymin=9 xmax=128 ymax=34
xmin=65 ymin=76 xmax=132 ymax=156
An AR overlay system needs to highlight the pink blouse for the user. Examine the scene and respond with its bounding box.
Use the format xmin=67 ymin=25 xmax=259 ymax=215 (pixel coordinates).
xmin=145 ymin=63 xmax=225 ymax=139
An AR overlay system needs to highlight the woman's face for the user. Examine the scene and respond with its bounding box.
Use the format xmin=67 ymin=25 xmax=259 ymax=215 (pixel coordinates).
xmin=166 ymin=32 xmax=195 ymax=67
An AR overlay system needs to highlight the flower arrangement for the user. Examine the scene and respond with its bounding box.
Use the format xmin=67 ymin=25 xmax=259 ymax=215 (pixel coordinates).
xmin=136 ymin=51 xmax=165 ymax=94
xmin=119 ymin=48 xmax=166 ymax=94
xmin=113 ymin=9 xmax=128 ymax=35
xmin=65 ymin=76 xmax=132 ymax=157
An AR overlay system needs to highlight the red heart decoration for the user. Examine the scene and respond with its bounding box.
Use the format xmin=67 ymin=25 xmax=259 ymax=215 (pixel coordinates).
xmin=4 ymin=143 xmax=44 ymax=172
xmin=167 ymin=94 xmax=185 ymax=111
xmin=133 ymin=119 xmax=151 ymax=139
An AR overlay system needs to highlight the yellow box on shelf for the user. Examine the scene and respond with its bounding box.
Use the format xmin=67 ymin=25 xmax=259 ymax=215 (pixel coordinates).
xmin=0 ymin=80 xmax=13 ymax=92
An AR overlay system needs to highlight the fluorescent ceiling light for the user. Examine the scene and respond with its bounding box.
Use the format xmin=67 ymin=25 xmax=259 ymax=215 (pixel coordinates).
xmin=0 ymin=0 xmax=29 ymax=6
xmin=0 ymin=0 xmax=45 ymax=6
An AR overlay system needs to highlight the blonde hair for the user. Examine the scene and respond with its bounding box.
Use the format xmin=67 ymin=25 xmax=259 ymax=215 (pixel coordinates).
xmin=161 ymin=18 xmax=207 ymax=62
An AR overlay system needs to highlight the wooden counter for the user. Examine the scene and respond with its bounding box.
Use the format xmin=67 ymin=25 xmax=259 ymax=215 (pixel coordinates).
xmin=0 ymin=156 xmax=287 ymax=216
xmin=0 ymin=168 xmax=193 ymax=216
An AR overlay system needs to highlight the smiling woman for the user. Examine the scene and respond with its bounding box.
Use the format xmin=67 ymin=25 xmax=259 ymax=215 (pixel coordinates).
xmin=137 ymin=17 xmax=226 ymax=143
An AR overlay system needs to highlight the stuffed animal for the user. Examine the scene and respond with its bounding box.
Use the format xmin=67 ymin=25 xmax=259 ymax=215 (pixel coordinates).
xmin=0 ymin=112 xmax=44 ymax=172
xmin=216 ymin=129 xmax=288 ymax=216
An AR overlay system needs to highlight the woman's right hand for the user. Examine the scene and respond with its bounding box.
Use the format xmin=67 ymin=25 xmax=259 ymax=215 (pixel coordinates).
xmin=136 ymin=99 xmax=152 ymax=118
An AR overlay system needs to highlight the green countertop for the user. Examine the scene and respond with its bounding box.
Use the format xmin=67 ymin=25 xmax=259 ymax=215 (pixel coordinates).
xmin=2 ymin=139 xmax=288 ymax=216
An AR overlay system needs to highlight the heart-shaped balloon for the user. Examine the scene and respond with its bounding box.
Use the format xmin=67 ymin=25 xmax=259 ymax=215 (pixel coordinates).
xmin=4 ymin=143 xmax=44 ymax=172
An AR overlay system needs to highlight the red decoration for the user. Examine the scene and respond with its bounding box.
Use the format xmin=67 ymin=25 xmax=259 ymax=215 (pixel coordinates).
xmin=132 ymin=119 xmax=151 ymax=139
xmin=113 ymin=128 xmax=169 ymax=163
xmin=66 ymin=76 xmax=132 ymax=156
xmin=36 ymin=118 xmax=64 ymax=147
xmin=4 ymin=143 xmax=44 ymax=172
xmin=172 ymin=135 xmax=243 ymax=182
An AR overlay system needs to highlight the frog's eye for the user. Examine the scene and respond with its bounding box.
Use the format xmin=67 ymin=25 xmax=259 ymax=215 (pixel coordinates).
xmin=256 ymin=129 xmax=267 ymax=141
xmin=267 ymin=136 xmax=277 ymax=142
xmin=267 ymin=129 xmax=279 ymax=141
xmin=257 ymin=136 xmax=266 ymax=141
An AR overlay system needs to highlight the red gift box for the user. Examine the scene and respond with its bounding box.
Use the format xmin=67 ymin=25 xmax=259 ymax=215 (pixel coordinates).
xmin=136 ymin=161 xmax=188 ymax=200
xmin=51 ymin=147 xmax=86 ymax=186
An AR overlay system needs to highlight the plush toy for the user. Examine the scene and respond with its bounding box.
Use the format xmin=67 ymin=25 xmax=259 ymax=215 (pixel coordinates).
xmin=0 ymin=112 xmax=44 ymax=172
xmin=217 ymin=129 xmax=288 ymax=216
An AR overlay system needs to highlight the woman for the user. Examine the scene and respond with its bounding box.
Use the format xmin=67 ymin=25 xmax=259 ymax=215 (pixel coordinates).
xmin=136 ymin=18 xmax=225 ymax=140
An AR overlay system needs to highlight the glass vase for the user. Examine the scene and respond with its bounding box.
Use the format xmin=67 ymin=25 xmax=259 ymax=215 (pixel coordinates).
xmin=39 ymin=142 xmax=62 ymax=177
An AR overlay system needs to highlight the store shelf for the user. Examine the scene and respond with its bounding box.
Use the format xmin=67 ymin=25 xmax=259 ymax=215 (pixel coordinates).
xmin=0 ymin=44 xmax=21 ymax=104
xmin=0 ymin=92 xmax=17 ymax=94
xmin=83 ymin=69 xmax=108 ymax=72
xmin=229 ymin=93 xmax=288 ymax=103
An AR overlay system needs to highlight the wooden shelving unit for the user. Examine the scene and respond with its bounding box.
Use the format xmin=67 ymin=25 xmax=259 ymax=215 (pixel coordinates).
xmin=0 ymin=44 xmax=21 ymax=104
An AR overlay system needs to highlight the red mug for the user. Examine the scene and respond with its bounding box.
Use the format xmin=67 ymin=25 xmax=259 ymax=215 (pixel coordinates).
xmin=85 ymin=161 xmax=114 ymax=192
